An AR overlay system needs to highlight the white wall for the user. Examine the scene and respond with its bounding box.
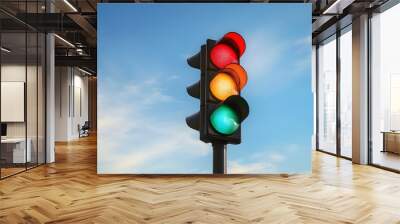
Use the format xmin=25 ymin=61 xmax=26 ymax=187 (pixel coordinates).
xmin=55 ymin=67 xmax=89 ymax=141
xmin=1 ymin=63 xmax=47 ymax=164
xmin=1 ymin=65 xmax=38 ymax=137
xmin=72 ymin=73 xmax=89 ymax=138
xmin=1 ymin=65 xmax=26 ymax=137
xmin=1 ymin=82 xmax=25 ymax=122
xmin=55 ymin=67 xmax=69 ymax=141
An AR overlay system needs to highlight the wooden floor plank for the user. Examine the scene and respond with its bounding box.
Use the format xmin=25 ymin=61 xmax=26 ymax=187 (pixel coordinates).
xmin=0 ymin=135 xmax=400 ymax=223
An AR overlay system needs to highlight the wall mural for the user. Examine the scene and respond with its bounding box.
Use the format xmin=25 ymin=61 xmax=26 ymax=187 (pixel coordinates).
xmin=98 ymin=3 xmax=312 ymax=174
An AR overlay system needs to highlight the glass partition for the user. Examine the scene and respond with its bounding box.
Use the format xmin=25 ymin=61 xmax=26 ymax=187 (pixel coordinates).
xmin=27 ymin=30 xmax=38 ymax=169
xmin=1 ymin=30 xmax=28 ymax=177
xmin=0 ymin=1 xmax=46 ymax=179
xmin=38 ymin=32 xmax=45 ymax=165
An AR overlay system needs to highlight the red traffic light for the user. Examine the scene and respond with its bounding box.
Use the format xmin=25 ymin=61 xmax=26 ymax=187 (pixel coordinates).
xmin=210 ymin=32 xmax=246 ymax=69
xmin=210 ymin=43 xmax=238 ymax=69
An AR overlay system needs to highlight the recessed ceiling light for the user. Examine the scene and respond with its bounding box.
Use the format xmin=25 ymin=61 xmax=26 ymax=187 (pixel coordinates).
xmin=54 ymin=34 xmax=75 ymax=48
xmin=63 ymin=0 xmax=78 ymax=12
xmin=323 ymin=0 xmax=354 ymax=15
xmin=78 ymin=67 xmax=93 ymax=76
xmin=1 ymin=47 xmax=11 ymax=53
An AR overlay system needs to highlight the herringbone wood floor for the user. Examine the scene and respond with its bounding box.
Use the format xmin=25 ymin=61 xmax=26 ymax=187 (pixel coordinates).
xmin=1 ymin=135 xmax=400 ymax=224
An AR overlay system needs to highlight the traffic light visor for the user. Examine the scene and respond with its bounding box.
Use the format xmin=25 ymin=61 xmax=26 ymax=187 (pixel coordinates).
xmin=221 ymin=32 xmax=246 ymax=56
xmin=187 ymin=51 xmax=200 ymax=69
xmin=223 ymin=95 xmax=249 ymax=122
xmin=222 ymin=64 xmax=248 ymax=90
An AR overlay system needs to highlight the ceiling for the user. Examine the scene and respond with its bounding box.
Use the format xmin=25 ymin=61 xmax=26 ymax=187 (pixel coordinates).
xmin=0 ymin=0 xmax=393 ymax=74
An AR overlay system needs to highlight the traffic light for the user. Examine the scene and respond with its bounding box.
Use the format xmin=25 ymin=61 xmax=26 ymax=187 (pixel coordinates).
xmin=186 ymin=32 xmax=249 ymax=174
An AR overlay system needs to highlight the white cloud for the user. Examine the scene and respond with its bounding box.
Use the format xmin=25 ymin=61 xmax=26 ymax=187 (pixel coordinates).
xmin=241 ymin=31 xmax=310 ymax=78
xmin=167 ymin=75 xmax=179 ymax=80
xmin=241 ymin=30 xmax=284 ymax=79
xmin=291 ymin=36 xmax=312 ymax=74
xmin=239 ymin=31 xmax=311 ymax=96
xmin=229 ymin=160 xmax=273 ymax=174
xmin=100 ymin=123 xmax=209 ymax=173
xmin=293 ymin=36 xmax=311 ymax=47
xmin=98 ymin=75 xmax=211 ymax=174
xmin=228 ymin=144 xmax=303 ymax=174
xmin=268 ymin=152 xmax=285 ymax=163
xmin=293 ymin=56 xmax=311 ymax=73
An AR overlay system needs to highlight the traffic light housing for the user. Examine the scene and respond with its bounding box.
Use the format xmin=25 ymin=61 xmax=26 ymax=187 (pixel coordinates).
xmin=186 ymin=32 xmax=249 ymax=145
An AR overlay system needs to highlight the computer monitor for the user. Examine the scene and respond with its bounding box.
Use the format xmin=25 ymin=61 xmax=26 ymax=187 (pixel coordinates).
xmin=1 ymin=123 xmax=7 ymax=137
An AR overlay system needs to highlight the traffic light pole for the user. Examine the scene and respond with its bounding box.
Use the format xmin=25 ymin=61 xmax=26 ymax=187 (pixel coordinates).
xmin=212 ymin=142 xmax=227 ymax=174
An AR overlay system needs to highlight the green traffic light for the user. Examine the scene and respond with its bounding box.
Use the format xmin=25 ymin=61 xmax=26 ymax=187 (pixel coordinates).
xmin=210 ymin=105 xmax=239 ymax=135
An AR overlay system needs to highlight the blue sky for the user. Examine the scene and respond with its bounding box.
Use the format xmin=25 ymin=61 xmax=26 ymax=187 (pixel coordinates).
xmin=97 ymin=4 xmax=312 ymax=174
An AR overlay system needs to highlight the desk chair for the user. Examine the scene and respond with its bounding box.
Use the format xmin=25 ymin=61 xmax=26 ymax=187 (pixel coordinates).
xmin=79 ymin=121 xmax=90 ymax=138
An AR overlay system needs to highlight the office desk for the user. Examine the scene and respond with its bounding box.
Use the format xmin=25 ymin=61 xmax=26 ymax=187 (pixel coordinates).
xmin=1 ymin=138 xmax=31 ymax=163
xmin=382 ymin=131 xmax=400 ymax=154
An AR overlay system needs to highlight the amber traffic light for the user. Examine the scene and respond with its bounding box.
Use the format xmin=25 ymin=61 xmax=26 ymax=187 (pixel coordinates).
xmin=209 ymin=63 xmax=248 ymax=101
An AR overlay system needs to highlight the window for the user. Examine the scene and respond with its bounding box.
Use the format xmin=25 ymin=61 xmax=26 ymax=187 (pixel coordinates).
xmin=317 ymin=35 xmax=337 ymax=154
xmin=339 ymin=27 xmax=352 ymax=158
xmin=370 ymin=3 xmax=400 ymax=171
